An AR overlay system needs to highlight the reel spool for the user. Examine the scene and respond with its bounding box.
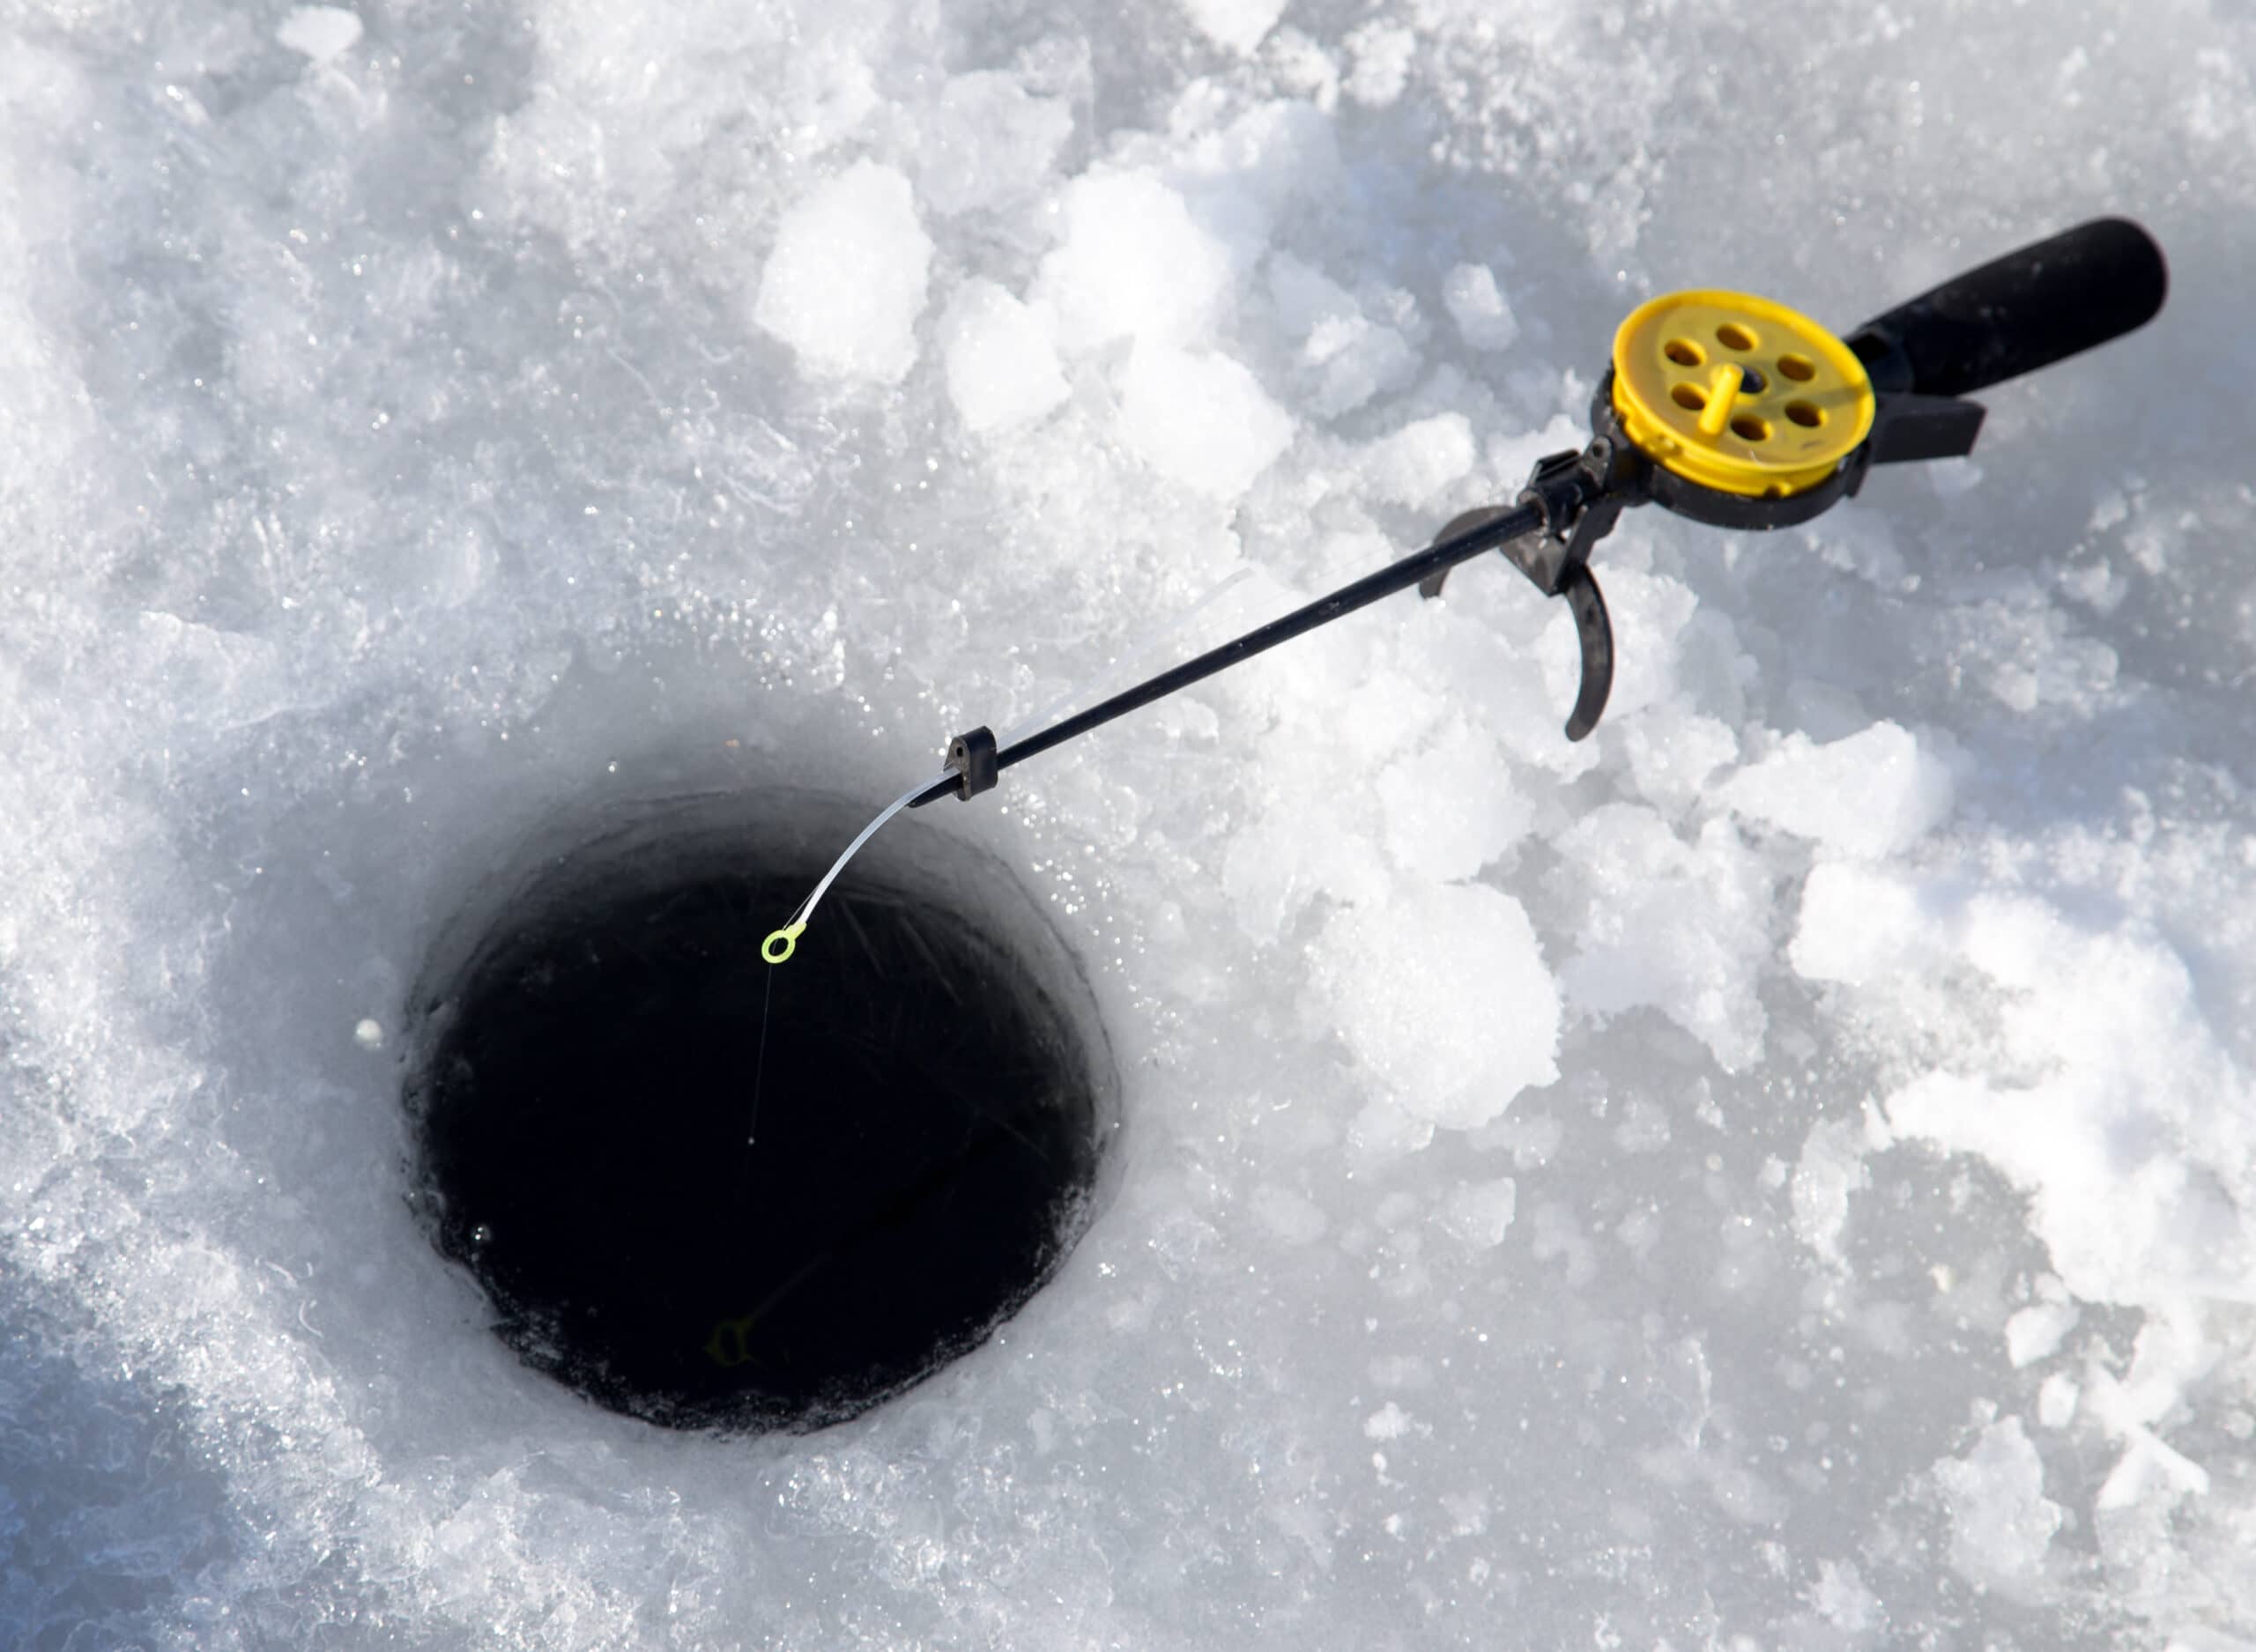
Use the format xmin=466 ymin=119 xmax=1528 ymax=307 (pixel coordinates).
xmin=1609 ymin=291 xmax=1876 ymax=501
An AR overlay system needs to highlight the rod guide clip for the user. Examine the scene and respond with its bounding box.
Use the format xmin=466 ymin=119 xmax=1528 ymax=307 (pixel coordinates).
xmin=944 ymin=726 xmax=999 ymax=800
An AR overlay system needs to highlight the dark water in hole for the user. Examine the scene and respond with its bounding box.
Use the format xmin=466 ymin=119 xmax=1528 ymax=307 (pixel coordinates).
xmin=406 ymin=822 xmax=1105 ymax=1433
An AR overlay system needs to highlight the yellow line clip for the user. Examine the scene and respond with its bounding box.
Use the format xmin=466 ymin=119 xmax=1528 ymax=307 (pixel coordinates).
xmin=761 ymin=922 xmax=806 ymax=965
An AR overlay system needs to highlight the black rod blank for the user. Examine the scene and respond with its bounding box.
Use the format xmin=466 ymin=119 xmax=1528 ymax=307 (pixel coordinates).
xmin=909 ymin=500 xmax=1547 ymax=809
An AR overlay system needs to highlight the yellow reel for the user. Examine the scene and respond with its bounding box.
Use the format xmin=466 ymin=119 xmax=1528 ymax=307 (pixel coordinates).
xmin=1611 ymin=291 xmax=1875 ymax=499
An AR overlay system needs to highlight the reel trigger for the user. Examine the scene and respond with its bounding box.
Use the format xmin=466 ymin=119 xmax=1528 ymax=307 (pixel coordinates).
xmin=1421 ymin=439 xmax=1636 ymax=741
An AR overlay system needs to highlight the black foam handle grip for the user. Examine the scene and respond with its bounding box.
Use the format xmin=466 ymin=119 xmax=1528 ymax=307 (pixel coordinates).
xmin=1846 ymin=218 xmax=2166 ymax=397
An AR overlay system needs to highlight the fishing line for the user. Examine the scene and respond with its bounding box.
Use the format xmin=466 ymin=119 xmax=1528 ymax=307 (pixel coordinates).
xmin=760 ymin=771 xmax=944 ymax=964
xmin=760 ymin=565 xmax=1256 ymax=968
xmin=746 ymin=956 xmax=777 ymax=1151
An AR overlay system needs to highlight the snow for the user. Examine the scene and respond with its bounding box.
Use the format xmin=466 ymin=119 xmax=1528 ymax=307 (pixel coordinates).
xmin=1808 ymin=1557 xmax=1885 ymax=1634
xmin=1037 ymin=170 xmax=1236 ymax=352
xmin=1719 ymin=720 xmax=1955 ymax=859
xmin=1250 ymin=1183 xmax=1328 ymax=1245
xmin=1375 ymin=716 xmax=1532 ymax=881
xmin=1799 ymin=864 xmax=2256 ymax=1308
xmin=939 ymin=280 xmax=1068 ymax=434
xmin=1362 ymin=1400 xmax=1413 ymax=1440
xmin=1116 ymin=341 xmax=1295 ymax=497
xmin=1304 ymin=881 xmax=1560 ymax=1136
xmin=1441 ymin=262 xmax=1519 ymax=354
xmin=1342 ymin=23 xmax=1417 ymax=110
xmin=2006 ymin=1278 xmax=2081 ymax=1368
xmin=276 ymin=6 xmax=364 ymax=62
xmin=6 ymin=0 xmax=2256 ymax=1647
xmin=1555 ymin=805 xmax=1771 ymax=1071
xmin=1264 ymin=256 xmax=1423 ymax=419
xmin=1178 ymin=0 xmax=1289 ymax=57
xmin=1439 ymin=1176 xmax=1518 ymax=1248
xmin=1934 ymin=1416 xmax=2064 ymax=1594
xmin=1791 ymin=1118 xmax=1872 ymax=1268
xmin=1355 ymin=411 xmax=1477 ymax=508
xmin=753 ymin=161 xmax=933 ymax=385
xmin=920 ymin=72 xmax=1075 ymax=219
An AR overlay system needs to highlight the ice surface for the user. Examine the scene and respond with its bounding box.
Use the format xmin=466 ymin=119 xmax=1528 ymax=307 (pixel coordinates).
xmin=6 ymin=0 xmax=2256 ymax=1647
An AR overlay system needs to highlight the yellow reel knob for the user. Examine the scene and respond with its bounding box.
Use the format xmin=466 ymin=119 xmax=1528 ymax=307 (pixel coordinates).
xmin=1611 ymin=291 xmax=1875 ymax=499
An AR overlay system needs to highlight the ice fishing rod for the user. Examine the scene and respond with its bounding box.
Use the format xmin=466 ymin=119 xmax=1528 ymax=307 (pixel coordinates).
xmin=761 ymin=218 xmax=2165 ymax=963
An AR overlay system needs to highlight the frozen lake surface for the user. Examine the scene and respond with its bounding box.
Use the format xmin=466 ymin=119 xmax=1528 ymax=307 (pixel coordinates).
xmin=4 ymin=0 xmax=2254 ymax=1647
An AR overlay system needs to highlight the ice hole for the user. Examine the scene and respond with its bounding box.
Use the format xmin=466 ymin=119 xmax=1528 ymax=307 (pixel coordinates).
xmin=403 ymin=792 xmax=1113 ymax=1433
